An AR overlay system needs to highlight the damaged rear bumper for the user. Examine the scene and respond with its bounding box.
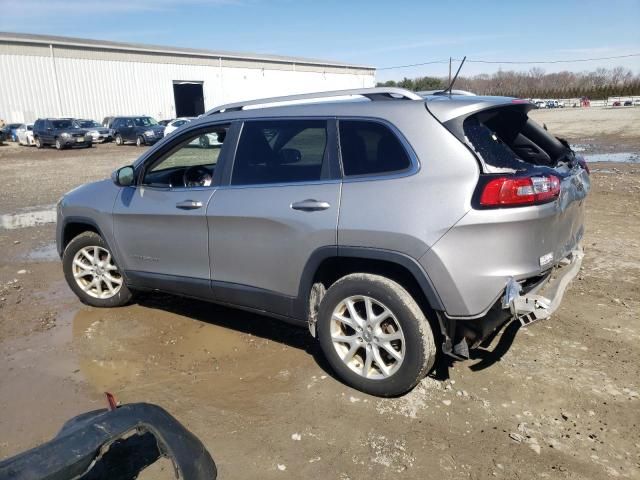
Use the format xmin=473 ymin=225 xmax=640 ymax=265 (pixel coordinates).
xmin=504 ymin=246 xmax=584 ymax=326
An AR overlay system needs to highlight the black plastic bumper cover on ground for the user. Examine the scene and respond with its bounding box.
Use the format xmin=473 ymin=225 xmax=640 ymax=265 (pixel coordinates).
xmin=0 ymin=402 xmax=217 ymax=480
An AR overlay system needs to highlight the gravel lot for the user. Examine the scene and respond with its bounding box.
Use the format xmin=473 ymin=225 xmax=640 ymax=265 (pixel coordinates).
xmin=0 ymin=108 xmax=639 ymax=479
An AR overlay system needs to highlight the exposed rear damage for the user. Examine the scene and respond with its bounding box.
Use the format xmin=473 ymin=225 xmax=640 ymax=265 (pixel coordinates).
xmin=424 ymin=96 xmax=590 ymax=359
xmin=506 ymin=246 xmax=584 ymax=326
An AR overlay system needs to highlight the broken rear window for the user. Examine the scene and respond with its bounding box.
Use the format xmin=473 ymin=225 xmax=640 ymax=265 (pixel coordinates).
xmin=462 ymin=106 xmax=570 ymax=173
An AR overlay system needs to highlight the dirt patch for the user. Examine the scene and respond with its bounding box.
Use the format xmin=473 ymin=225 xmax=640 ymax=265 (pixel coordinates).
xmin=0 ymin=134 xmax=639 ymax=478
xmin=529 ymin=107 xmax=640 ymax=152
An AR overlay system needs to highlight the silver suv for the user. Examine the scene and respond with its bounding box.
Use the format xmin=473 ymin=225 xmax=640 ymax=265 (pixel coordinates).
xmin=56 ymin=88 xmax=590 ymax=396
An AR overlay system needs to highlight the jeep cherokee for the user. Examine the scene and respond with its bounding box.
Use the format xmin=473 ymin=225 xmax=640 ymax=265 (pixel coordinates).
xmin=56 ymin=88 xmax=590 ymax=396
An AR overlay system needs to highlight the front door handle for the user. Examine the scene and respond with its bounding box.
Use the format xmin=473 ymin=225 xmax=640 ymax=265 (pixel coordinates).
xmin=176 ymin=200 xmax=203 ymax=210
xmin=291 ymin=199 xmax=330 ymax=212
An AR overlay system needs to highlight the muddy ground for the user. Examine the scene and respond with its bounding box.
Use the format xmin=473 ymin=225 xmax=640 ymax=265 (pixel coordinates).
xmin=0 ymin=107 xmax=639 ymax=479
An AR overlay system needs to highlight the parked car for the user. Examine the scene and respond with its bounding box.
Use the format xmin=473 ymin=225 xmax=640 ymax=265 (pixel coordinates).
xmin=33 ymin=118 xmax=92 ymax=149
xmin=16 ymin=123 xmax=35 ymax=146
xmin=164 ymin=117 xmax=194 ymax=137
xmin=56 ymin=87 xmax=590 ymax=396
xmin=612 ymin=101 xmax=622 ymax=107
xmin=111 ymin=116 xmax=165 ymax=146
xmin=624 ymin=100 xmax=632 ymax=107
xmin=159 ymin=119 xmax=173 ymax=126
xmin=73 ymin=119 xmax=113 ymax=143
xmin=2 ymin=123 xmax=23 ymax=141
xmin=101 ymin=116 xmax=115 ymax=129
xmin=535 ymin=100 xmax=546 ymax=109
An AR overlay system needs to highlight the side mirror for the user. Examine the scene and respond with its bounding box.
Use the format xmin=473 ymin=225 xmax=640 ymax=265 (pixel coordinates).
xmin=277 ymin=148 xmax=302 ymax=164
xmin=112 ymin=166 xmax=135 ymax=187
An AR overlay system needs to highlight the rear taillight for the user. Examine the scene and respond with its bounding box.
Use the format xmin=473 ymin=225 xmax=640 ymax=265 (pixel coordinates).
xmin=480 ymin=175 xmax=561 ymax=207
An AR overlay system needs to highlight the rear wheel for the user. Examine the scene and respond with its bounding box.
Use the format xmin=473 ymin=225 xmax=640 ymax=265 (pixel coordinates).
xmin=317 ymin=273 xmax=436 ymax=397
xmin=115 ymin=134 xmax=123 ymax=146
xmin=63 ymin=231 xmax=133 ymax=308
xmin=35 ymin=137 xmax=43 ymax=148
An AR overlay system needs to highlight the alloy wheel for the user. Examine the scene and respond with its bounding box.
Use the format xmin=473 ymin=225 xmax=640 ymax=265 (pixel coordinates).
xmin=72 ymin=246 xmax=123 ymax=299
xmin=330 ymin=295 xmax=405 ymax=379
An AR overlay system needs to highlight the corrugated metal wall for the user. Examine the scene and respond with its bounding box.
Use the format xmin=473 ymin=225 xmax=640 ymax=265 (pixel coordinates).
xmin=0 ymin=47 xmax=375 ymax=123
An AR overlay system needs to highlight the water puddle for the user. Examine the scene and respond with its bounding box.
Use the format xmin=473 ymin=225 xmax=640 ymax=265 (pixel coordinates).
xmin=0 ymin=204 xmax=56 ymax=230
xmin=23 ymin=242 xmax=59 ymax=262
xmin=585 ymin=152 xmax=640 ymax=163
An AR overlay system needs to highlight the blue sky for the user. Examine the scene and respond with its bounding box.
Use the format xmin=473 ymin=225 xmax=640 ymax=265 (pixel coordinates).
xmin=2 ymin=0 xmax=639 ymax=81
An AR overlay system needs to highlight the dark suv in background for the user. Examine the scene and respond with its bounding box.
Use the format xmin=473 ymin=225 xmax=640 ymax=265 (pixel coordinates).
xmin=111 ymin=116 xmax=165 ymax=147
xmin=33 ymin=118 xmax=92 ymax=150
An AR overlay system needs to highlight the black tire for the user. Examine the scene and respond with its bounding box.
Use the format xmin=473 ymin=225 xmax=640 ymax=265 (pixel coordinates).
xmin=317 ymin=273 xmax=436 ymax=397
xmin=86 ymin=143 xmax=93 ymax=148
xmin=136 ymin=136 xmax=144 ymax=147
xmin=62 ymin=231 xmax=133 ymax=308
xmin=115 ymin=134 xmax=123 ymax=146
xmin=35 ymin=137 xmax=43 ymax=149
xmin=55 ymin=138 xmax=63 ymax=150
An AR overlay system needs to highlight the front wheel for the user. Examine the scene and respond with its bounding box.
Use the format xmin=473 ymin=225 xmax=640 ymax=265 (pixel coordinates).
xmin=35 ymin=137 xmax=43 ymax=148
xmin=136 ymin=136 xmax=144 ymax=147
xmin=55 ymin=138 xmax=63 ymax=150
xmin=115 ymin=134 xmax=123 ymax=146
xmin=62 ymin=231 xmax=133 ymax=308
xmin=317 ymin=273 xmax=436 ymax=397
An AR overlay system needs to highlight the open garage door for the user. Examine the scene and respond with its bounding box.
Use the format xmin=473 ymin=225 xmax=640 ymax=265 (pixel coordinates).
xmin=173 ymin=81 xmax=205 ymax=117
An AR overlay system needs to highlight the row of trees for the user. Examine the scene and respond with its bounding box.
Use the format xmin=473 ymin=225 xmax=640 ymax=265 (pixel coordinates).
xmin=377 ymin=67 xmax=640 ymax=99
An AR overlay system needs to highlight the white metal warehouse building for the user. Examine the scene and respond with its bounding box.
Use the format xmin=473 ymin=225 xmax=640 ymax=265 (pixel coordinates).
xmin=0 ymin=32 xmax=375 ymax=123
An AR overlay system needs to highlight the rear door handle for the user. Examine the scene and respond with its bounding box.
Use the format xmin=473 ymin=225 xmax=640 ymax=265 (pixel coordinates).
xmin=176 ymin=200 xmax=203 ymax=210
xmin=291 ymin=199 xmax=331 ymax=212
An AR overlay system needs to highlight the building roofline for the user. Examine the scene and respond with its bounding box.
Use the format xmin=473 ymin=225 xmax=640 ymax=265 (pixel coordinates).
xmin=0 ymin=31 xmax=375 ymax=71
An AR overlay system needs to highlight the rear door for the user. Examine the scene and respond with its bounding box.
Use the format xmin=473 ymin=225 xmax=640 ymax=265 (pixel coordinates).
xmin=112 ymin=123 xmax=231 ymax=297
xmin=207 ymin=118 xmax=340 ymax=316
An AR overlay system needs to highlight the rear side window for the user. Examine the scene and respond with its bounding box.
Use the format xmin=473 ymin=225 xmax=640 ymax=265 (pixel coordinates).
xmin=231 ymin=120 xmax=327 ymax=186
xmin=339 ymin=121 xmax=410 ymax=176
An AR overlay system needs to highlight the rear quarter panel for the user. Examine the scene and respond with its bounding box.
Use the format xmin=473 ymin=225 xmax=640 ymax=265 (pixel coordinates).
xmin=338 ymin=103 xmax=480 ymax=259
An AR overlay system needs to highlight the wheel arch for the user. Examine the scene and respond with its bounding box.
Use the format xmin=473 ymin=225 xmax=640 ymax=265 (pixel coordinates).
xmin=295 ymin=246 xmax=445 ymax=322
xmin=58 ymin=215 xmax=121 ymax=259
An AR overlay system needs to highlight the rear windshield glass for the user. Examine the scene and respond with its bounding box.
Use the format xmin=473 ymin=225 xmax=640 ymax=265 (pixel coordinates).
xmin=462 ymin=106 xmax=570 ymax=172
xmin=76 ymin=120 xmax=101 ymax=128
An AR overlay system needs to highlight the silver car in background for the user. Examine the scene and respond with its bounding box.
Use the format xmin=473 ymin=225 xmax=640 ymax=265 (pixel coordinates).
xmin=55 ymin=88 xmax=590 ymax=396
xmin=16 ymin=123 xmax=35 ymax=146
xmin=73 ymin=119 xmax=113 ymax=143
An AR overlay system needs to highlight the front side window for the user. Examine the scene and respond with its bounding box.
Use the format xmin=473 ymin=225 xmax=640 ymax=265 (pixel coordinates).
xmin=231 ymin=120 xmax=327 ymax=186
xmin=338 ymin=120 xmax=410 ymax=176
xmin=142 ymin=125 xmax=229 ymax=188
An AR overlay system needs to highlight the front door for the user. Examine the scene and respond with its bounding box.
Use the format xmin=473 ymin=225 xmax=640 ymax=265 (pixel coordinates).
xmin=113 ymin=124 xmax=231 ymax=297
xmin=121 ymin=118 xmax=135 ymax=141
xmin=207 ymin=119 xmax=340 ymax=316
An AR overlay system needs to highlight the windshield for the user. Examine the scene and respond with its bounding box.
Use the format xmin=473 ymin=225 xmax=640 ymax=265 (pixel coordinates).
xmin=76 ymin=120 xmax=101 ymax=128
xmin=133 ymin=117 xmax=159 ymax=127
xmin=52 ymin=120 xmax=74 ymax=129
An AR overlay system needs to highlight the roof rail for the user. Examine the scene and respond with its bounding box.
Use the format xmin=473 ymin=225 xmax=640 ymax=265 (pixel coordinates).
xmin=204 ymin=87 xmax=423 ymax=115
